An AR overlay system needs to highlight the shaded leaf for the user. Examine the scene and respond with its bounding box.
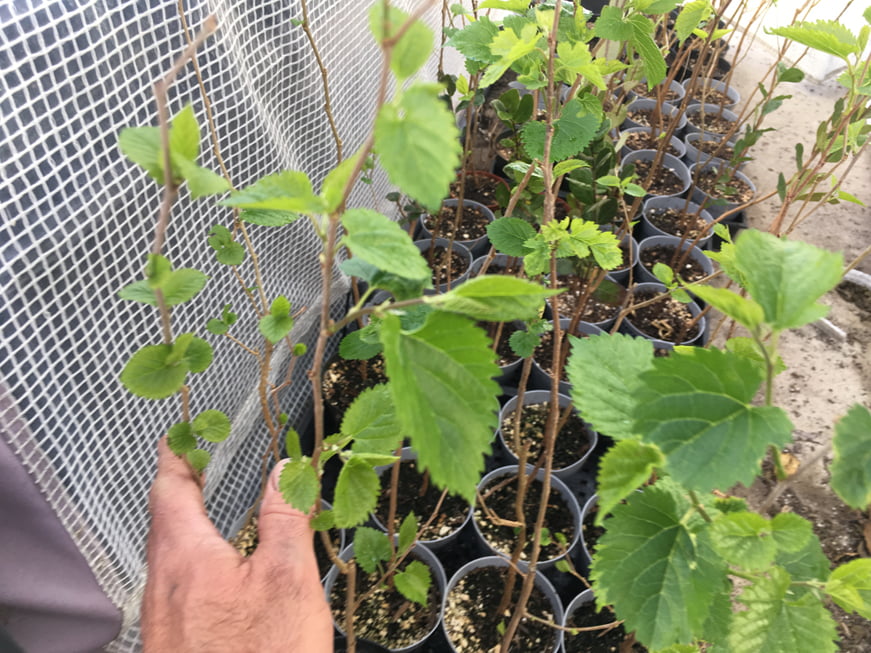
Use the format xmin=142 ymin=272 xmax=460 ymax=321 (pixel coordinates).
xmin=354 ymin=526 xmax=392 ymax=574
xmin=341 ymin=208 xmax=431 ymax=281
xmin=334 ymin=458 xmax=380 ymax=528
xmin=427 ymin=276 xmax=559 ymax=321
xmin=595 ymin=439 xmax=664 ymax=524
xmin=830 ymin=404 xmax=871 ymax=509
xmin=394 ymin=559 xmax=431 ymax=606
xmin=827 ymin=559 xmax=871 ymax=619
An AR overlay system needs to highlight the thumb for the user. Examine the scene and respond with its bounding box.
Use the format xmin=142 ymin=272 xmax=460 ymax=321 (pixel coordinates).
xmin=254 ymin=460 xmax=318 ymax=565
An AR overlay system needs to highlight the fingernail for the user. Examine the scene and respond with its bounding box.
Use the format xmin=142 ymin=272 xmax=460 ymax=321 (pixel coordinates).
xmin=271 ymin=459 xmax=289 ymax=491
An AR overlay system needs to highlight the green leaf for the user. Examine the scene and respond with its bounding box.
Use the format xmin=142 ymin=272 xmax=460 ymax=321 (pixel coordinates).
xmin=374 ymin=84 xmax=462 ymax=211
xmin=320 ymin=152 xmax=359 ymax=213
xmin=777 ymin=64 xmax=805 ymax=83
xmin=724 ymin=337 xmax=786 ymax=378
xmin=591 ymin=479 xmax=729 ymax=650
xmin=221 ymin=170 xmax=326 ymax=214
xmin=480 ymin=21 xmax=542 ymax=88
xmin=119 ymin=268 xmax=208 ymax=307
xmin=334 ymin=457 xmax=380 ymax=528
xmin=284 ymin=427 xmax=302 ymax=461
xmin=369 ymin=6 xmax=432 ymax=80
xmin=278 ymin=460 xmax=318 ymax=514
xmin=258 ymin=296 xmax=294 ymax=344
xmin=380 ymin=311 xmax=499 ymax=502
xmin=311 ymin=510 xmax=335 ymax=531
xmin=729 ymin=567 xmax=838 ymax=653
xmin=733 ymin=230 xmax=843 ymax=330
xmin=770 ymin=513 xmax=813 ymax=553
xmin=710 ymin=511 xmax=777 ymax=571
xmin=675 ymin=0 xmax=713 ymax=43
xmin=776 ymin=533 xmax=830 ymax=596
xmin=594 ymin=6 xmax=633 ymax=40
xmin=830 ymin=404 xmax=871 ymax=509
xmin=768 ymin=20 xmax=859 ymax=60
xmin=635 ymin=347 xmax=794 ymax=491
xmin=394 ymin=559 xmax=431 ymax=606
xmin=121 ymin=344 xmax=188 ymax=399
xmin=595 ymin=440 xmax=664 ymax=524
xmin=827 ymin=559 xmax=871 ymax=619
xmin=398 ymin=512 xmax=418 ymax=554
xmin=566 ymin=333 xmax=654 ymax=440
xmin=522 ymin=97 xmax=602 ymax=162
xmin=184 ymin=337 xmax=213 ymax=373
xmin=427 ymin=276 xmax=559 ymax=321
xmin=446 ymin=16 xmax=500 ymax=62
xmin=509 ymin=328 xmax=539 ymax=358
xmin=239 ymin=209 xmax=301 ymax=226
xmin=553 ymin=159 xmax=589 ymax=177
xmin=119 ymin=126 xmax=163 ymax=181
xmin=167 ymin=421 xmax=196 ymax=454
xmin=354 ymin=527 xmax=392 ymax=574
xmin=688 ymin=285 xmax=765 ymax=331
xmin=186 ymin=449 xmax=211 ymax=472
xmin=629 ymin=14 xmax=667 ymax=86
xmin=486 ymin=217 xmax=536 ymax=257
xmin=169 ymin=104 xmax=199 ymax=162
xmin=207 ymin=225 xmax=245 ymax=265
xmin=341 ymin=208 xmax=431 ymax=281
xmin=344 ymin=385 xmax=404 ymax=456
xmin=339 ymin=329 xmax=383 ymax=361
xmin=192 ymin=409 xmax=231 ymax=443
xmin=173 ymin=157 xmax=230 ymax=199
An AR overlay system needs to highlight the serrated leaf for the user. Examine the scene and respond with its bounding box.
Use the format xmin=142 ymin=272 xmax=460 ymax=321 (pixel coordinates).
xmin=509 ymin=328 xmax=539 ymax=359
xmin=591 ymin=479 xmax=729 ymax=650
xmin=278 ymin=460 xmax=318 ymax=514
xmin=240 ymin=209 xmax=301 ymax=226
xmin=341 ymin=208 xmax=430 ymax=281
xmin=380 ymin=311 xmax=499 ymax=502
xmin=777 ymin=64 xmax=805 ymax=83
xmin=629 ymin=14 xmax=666 ymax=86
xmin=374 ymin=84 xmax=462 ymax=211
xmin=207 ymin=314 xmax=229 ymax=335
xmin=729 ymin=567 xmax=838 ymax=653
xmin=594 ymin=6 xmax=633 ymax=40
xmin=486 ymin=217 xmax=536 ymax=257
xmin=733 ymin=230 xmax=843 ymax=330
xmin=398 ymin=512 xmax=418 ymax=554
xmin=334 ymin=458 xmax=380 ymax=528
xmin=311 ymin=509 xmax=335 ymax=531
xmin=770 ymin=513 xmax=813 ymax=553
xmin=207 ymin=225 xmax=245 ymax=265
xmin=427 ymin=276 xmax=559 ymax=321
xmin=119 ymin=126 xmax=163 ymax=181
xmin=221 ymin=170 xmax=326 ymax=214
xmin=635 ymin=348 xmax=794 ymax=491
xmin=394 ymin=559 xmax=431 ymax=606
xmin=369 ymin=6 xmax=432 ymax=80
xmin=675 ymin=0 xmax=713 ymax=43
xmin=710 ymin=511 xmax=777 ymax=571
xmin=259 ymin=299 xmax=294 ymax=344
xmin=724 ymin=337 xmax=787 ymax=377
xmin=768 ymin=20 xmax=859 ymax=60
xmin=714 ymin=496 xmax=749 ymax=514
xmin=344 ymin=385 xmax=404 ymax=456
xmin=566 ymin=333 xmax=654 ymax=440
xmin=320 ymin=152 xmax=359 ymax=212
xmin=169 ymin=104 xmax=199 ymax=162
xmin=830 ymin=404 xmax=871 ymax=509
xmin=284 ymin=427 xmax=302 ymax=461
xmin=121 ymin=344 xmax=188 ymax=399
xmin=354 ymin=526 xmax=392 ymax=574
xmin=339 ymin=329 xmax=383 ymax=360
xmin=167 ymin=422 xmax=195 ymax=454
xmin=689 ymin=285 xmax=765 ymax=331
xmin=479 ymin=21 xmax=541 ymax=88
xmin=173 ymin=157 xmax=230 ymax=199
xmin=553 ymin=159 xmax=589 ymax=177
xmin=826 ymin=559 xmax=871 ymax=618
xmin=119 ymin=268 xmax=208 ymax=307
xmin=446 ymin=16 xmax=499 ymax=62
xmin=186 ymin=448 xmax=211 ymax=472
xmin=653 ymin=262 xmax=674 ymax=285
xmin=596 ymin=440 xmax=664 ymax=524
xmin=192 ymin=409 xmax=231 ymax=443
xmin=776 ymin=533 xmax=830 ymax=596
xmin=184 ymin=337 xmax=213 ymax=373
xmin=522 ymin=97 xmax=602 ymax=162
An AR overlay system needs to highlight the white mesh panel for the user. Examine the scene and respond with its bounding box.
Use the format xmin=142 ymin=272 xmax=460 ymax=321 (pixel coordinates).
xmin=0 ymin=1 xmax=441 ymax=649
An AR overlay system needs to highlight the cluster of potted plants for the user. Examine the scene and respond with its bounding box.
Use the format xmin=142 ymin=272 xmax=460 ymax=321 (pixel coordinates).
xmin=117 ymin=1 xmax=871 ymax=651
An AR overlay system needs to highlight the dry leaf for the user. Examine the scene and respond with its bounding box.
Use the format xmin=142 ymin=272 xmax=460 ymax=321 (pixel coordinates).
xmin=780 ymin=451 xmax=801 ymax=476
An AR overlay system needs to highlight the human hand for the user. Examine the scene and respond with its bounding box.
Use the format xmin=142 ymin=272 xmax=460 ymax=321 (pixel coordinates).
xmin=142 ymin=438 xmax=333 ymax=652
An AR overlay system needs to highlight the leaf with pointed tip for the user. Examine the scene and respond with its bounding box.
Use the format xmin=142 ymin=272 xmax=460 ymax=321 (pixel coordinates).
xmin=729 ymin=567 xmax=838 ymax=653
xmin=221 ymin=170 xmax=326 ymax=214
xmin=675 ymin=0 xmax=713 ymax=43
xmin=486 ymin=217 xmax=536 ymax=257
xmin=369 ymin=6 xmax=432 ymax=81
xmin=395 ymin=559 xmax=431 ymax=606
xmin=634 ymin=347 xmax=793 ymax=491
xmin=767 ymin=20 xmax=859 ymax=60
xmin=591 ymin=479 xmax=730 ymax=650
xmin=173 ymin=157 xmax=230 ymax=199
xmin=566 ymin=333 xmax=654 ymax=440
xmin=375 ymin=84 xmax=462 ymax=211
xmin=343 ymin=385 xmax=404 ymax=456
xmin=119 ymin=269 xmax=208 ymax=307
xmin=689 ymin=286 xmax=764 ymax=331
xmin=826 ymin=559 xmax=871 ymax=619
xmin=354 ymin=527 xmax=392 ymax=574
xmin=629 ymin=14 xmax=666 ymax=86
xmin=596 ymin=440 xmax=664 ymax=525
xmin=334 ymin=458 xmax=380 ymax=528
xmin=341 ymin=209 xmax=430 ymax=281
xmin=380 ymin=311 xmax=499 ymax=502
xmin=427 ymin=276 xmax=559 ymax=321
xmin=445 ymin=16 xmax=499 ymax=62
xmin=240 ymin=209 xmax=301 ymax=226
xmin=830 ymin=404 xmax=871 ymax=509
xmin=593 ymin=6 xmax=633 ymax=40
xmin=398 ymin=512 xmax=418 ymax=554
xmin=339 ymin=329 xmax=383 ymax=361
xmin=278 ymin=460 xmax=318 ymax=515
xmin=710 ymin=511 xmax=777 ymax=571
xmin=732 ymin=230 xmax=843 ymax=330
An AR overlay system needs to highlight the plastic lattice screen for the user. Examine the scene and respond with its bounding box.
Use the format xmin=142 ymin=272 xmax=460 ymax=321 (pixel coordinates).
xmin=0 ymin=1 xmax=441 ymax=649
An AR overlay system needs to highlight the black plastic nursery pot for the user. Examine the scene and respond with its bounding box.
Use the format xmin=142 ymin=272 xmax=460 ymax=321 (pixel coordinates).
xmin=634 ymin=235 xmax=714 ymax=291
xmin=689 ymin=161 xmax=756 ymax=220
xmin=441 ymin=556 xmax=564 ymax=653
xmin=419 ymin=200 xmax=495 ymax=258
xmin=683 ymin=102 xmax=740 ymax=140
xmin=681 ymin=76 xmax=740 ymax=111
xmin=413 ymin=237 xmax=473 ymax=294
xmin=323 ymin=540 xmax=448 ymax=653
xmin=621 ymin=150 xmax=691 ymax=201
xmin=639 ymin=196 xmax=715 ymax=249
xmin=528 ymin=319 xmax=605 ymax=396
xmin=621 ymin=282 xmax=708 ymax=349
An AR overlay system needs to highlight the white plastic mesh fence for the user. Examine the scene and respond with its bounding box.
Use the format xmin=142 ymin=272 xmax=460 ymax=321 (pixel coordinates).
xmin=0 ymin=1 xmax=441 ymax=649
